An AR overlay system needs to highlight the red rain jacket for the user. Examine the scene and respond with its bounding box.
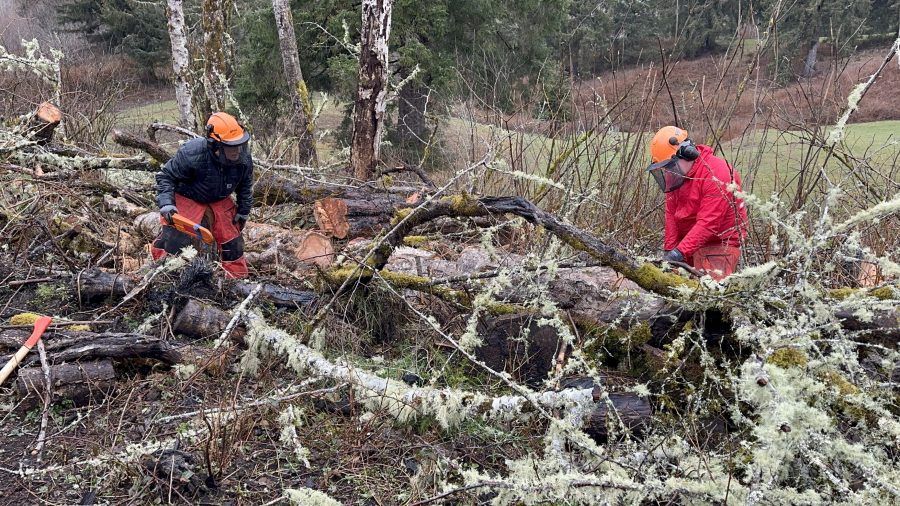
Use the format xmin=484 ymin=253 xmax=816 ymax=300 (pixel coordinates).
xmin=664 ymin=145 xmax=748 ymax=259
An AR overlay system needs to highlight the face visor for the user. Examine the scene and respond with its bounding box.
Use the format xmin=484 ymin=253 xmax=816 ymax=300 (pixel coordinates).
xmin=647 ymin=158 xmax=687 ymax=193
xmin=210 ymin=131 xmax=250 ymax=167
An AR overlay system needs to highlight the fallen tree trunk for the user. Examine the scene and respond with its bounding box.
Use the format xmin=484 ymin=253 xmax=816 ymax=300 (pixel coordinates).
xmin=357 ymin=195 xmax=693 ymax=297
xmin=244 ymin=312 xmax=650 ymax=442
xmin=0 ymin=330 xmax=181 ymax=367
xmin=229 ymin=281 xmax=318 ymax=310
xmin=253 ymin=172 xmax=420 ymax=207
xmin=70 ymin=268 xmax=318 ymax=312
xmin=75 ymin=269 xmax=135 ymax=303
xmin=16 ymin=360 xmax=116 ymax=407
xmin=314 ymin=195 xmax=416 ymax=239
xmin=173 ymin=299 xmax=237 ymax=340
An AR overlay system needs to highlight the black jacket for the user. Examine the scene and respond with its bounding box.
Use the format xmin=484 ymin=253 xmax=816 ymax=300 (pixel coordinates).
xmin=156 ymin=138 xmax=254 ymax=215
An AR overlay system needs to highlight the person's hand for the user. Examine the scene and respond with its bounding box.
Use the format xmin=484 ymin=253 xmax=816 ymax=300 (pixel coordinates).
xmin=663 ymin=248 xmax=684 ymax=263
xmin=233 ymin=213 xmax=249 ymax=230
xmin=160 ymin=205 xmax=178 ymax=225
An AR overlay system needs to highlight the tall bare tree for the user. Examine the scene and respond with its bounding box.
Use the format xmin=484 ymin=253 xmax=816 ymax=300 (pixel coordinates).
xmin=350 ymin=0 xmax=393 ymax=181
xmin=272 ymin=0 xmax=317 ymax=165
xmin=199 ymin=0 xmax=231 ymax=119
xmin=164 ymin=0 xmax=195 ymax=129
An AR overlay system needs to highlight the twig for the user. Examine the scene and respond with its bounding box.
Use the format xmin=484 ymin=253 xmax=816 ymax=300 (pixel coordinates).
xmin=33 ymin=339 xmax=51 ymax=461
xmin=7 ymin=276 xmax=56 ymax=287
xmin=1 ymin=320 xmax=113 ymax=330
xmin=378 ymin=164 xmax=437 ymax=189
xmin=151 ymin=384 xmax=345 ymax=425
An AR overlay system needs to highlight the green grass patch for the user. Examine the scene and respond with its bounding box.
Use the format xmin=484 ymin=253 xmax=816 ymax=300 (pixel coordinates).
xmin=118 ymin=99 xmax=181 ymax=126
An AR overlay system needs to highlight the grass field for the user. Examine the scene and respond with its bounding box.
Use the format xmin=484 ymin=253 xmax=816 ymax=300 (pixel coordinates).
xmin=117 ymin=98 xmax=900 ymax=200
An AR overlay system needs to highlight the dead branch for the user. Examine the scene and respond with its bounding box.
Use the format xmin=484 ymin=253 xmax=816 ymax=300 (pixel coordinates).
xmin=112 ymin=129 xmax=173 ymax=164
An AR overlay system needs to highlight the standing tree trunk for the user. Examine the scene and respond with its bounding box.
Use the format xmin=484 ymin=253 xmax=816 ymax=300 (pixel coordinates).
xmin=199 ymin=0 xmax=231 ymax=119
xmin=165 ymin=0 xmax=196 ymax=129
xmin=272 ymin=0 xmax=317 ymax=165
xmin=350 ymin=0 xmax=393 ymax=181
xmin=802 ymin=40 xmax=820 ymax=78
xmin=397 ymin=78 xmax=428 ymax=148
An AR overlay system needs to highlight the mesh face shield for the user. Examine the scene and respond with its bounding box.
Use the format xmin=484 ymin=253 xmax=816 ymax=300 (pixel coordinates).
xmin=647 ymin=158 xmax=687 ymax=193
xmin=212 ymin=141 xmax=249 ymax=167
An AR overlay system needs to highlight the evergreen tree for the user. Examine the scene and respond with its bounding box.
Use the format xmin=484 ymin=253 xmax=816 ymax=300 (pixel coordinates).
xmin=57 ymin=0 xmax=171 ymax=77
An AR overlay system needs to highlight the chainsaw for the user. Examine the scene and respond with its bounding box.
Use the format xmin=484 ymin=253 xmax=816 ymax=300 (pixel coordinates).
xmin=167 ymin=213 xmax=215 ymax=245
xmin=161 ymin=212 xmax=218 ymax=260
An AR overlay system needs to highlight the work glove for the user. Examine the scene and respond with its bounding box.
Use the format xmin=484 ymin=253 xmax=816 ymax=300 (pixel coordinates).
xmin=160 ymin=205 xmax=178 ymax=226
xmin=663 ymin=248 xmax=684 ymax=264
xmin=233 ymin=213 xmax=249 ymax=230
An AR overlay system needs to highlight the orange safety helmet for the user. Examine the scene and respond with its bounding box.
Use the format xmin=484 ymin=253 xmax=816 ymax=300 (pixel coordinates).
xmin=206 ymin=112 xmax=249 ymax=146
xmin=649 ymin=126 xmax=689 ymax=163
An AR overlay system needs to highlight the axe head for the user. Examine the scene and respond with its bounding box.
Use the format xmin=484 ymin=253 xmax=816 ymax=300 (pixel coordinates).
xmin=24 ymin=316 xmax=53 ymax=348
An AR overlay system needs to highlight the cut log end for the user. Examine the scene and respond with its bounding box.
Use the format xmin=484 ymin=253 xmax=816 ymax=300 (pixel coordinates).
xmin=314 ymin=198 xmax=350 ymax=239
xmin=29 ymin=102 xmax=62 ymax=144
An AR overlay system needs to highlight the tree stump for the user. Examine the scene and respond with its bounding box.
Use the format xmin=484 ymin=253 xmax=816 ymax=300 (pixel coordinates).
xmin=27 ymin=102 xmax=62 ymax=144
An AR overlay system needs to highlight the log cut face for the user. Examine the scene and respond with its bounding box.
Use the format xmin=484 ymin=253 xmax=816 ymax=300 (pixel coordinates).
xmin=244 ymin=223 xmax=334 ymax=270
xmin=29 ymin=102 xmax=62 ymax=144
xmin=314 ymin=196 xmax=413 ymax=239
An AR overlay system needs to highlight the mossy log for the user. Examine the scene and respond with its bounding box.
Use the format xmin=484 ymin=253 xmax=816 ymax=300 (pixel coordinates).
xmin=16 ymin=360 xmax=116 ymax=407
xmin=364 ymin=194 xmax=694 ymax=297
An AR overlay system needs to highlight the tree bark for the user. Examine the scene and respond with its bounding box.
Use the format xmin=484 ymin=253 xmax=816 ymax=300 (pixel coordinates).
xmin=802 ymin=40 xmax=820 ymax=78
xmin=200 ymin=0 xmax=231 ymax=118
xmin=313 ymin=196 xmax=414 ymax=239
xmin=16 ymin=360 xmax=116 ymax=407
xmin=350 ymin=0 xmax=393 ymax=181
xmin=165 ymin=0 xmax=196 ymax=129
xmin=272 ymin=0 xmax=317 ymax=165
xmin=0 ymin=330 xmax=181 ymax=367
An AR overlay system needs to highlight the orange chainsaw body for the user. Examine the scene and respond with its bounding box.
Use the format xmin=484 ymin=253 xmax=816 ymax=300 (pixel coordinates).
xmin=166 ymin=213 xmax=215 ymax=245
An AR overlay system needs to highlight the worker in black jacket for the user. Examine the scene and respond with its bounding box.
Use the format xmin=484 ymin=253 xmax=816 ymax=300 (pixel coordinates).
xmin=151 ymin=112 xmax=253 ymax=278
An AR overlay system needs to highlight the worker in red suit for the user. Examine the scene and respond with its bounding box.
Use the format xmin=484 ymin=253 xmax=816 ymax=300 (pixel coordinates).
xmin=151 ymin=112 xmax=253 ymax=278
xmin=647 ymin=126 xmax=748 ymax=280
